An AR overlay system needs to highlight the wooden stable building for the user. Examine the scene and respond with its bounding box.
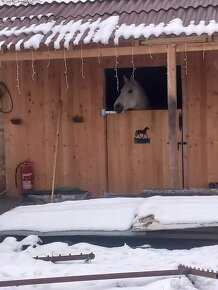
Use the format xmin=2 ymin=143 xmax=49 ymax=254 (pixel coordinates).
xmin=1 ymin=0 xmax=218 ymax=196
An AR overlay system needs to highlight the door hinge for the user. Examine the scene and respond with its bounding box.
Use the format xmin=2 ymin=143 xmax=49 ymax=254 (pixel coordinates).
xmin=177 ymin=141 xmax=187 ymax=150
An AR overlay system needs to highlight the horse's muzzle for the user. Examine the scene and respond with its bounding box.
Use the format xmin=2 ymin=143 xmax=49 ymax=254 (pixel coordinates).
xmin=114 ymin=103 xmax=124 ymax=113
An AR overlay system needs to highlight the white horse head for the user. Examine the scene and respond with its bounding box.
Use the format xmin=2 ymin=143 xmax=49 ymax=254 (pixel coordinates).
xmin=113 ymin=76 xmax=150 ymax=113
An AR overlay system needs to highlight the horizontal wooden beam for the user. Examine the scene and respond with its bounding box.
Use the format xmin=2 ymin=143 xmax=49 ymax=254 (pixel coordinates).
xmin=141 ymin=35 xmax=210 ymax=45
xmin=0 ymin=45 xmax=168 ymax=62
xmin=1 ymin=39 xmax=218 ymax=62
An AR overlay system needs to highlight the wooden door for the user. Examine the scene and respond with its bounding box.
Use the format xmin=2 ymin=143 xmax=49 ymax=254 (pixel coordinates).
xmin=106 ymin=110 xmax=185 ymax=194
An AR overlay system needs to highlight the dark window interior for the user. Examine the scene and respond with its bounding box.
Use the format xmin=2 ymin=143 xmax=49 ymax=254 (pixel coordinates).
xmin=105 ymin=66 xmax=182 ymax=110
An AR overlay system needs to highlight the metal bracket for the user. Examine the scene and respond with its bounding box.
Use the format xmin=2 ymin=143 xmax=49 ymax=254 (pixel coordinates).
xmin=101 ymin=109 xmax=117 ymax=116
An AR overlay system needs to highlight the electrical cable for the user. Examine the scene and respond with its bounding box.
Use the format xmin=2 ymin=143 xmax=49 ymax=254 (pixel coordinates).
xmin=0 ymin=82 xmax=14 ymax=113
xmin=15 ymin=162 xmax=25 ymax=188
xmin=0 ymin=188 xmax=7 ymax=197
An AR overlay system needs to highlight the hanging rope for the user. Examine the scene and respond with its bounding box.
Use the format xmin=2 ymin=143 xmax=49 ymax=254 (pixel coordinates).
xmin=15 ymin=51 xmax=21 ymax=94
xmin=63 ymin=48 xmax=69 ymax=92
xmin=31 ymin=50 xmax=36 ymax=81
xmin=80 ymin=45 xmax=85 ymax=79
xmin=47 ymin=48 xmax=51 ymax=68
xmin=184 ymin=42 xmax=188 ymax=75
xmin=131 ymin=42 xmax=136 ymax=79
xmin=97 ymin=44 xmax=101 ymax=64
xmin=114 ymin=45 xmax=119 ymax=91
xmin=202 ymin=42 xmax=206 ymax=60
xmin=149 ymin=43 xmax=154 ymax=60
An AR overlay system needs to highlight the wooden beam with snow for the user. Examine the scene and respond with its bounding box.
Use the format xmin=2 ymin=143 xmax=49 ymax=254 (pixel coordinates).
xmin=167 ymin=45 xmax=179 ymax=189
xmin=1 ymin=39 xmax=218 ymax=62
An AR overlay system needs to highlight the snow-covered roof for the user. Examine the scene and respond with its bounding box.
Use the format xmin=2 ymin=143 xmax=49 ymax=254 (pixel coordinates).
xmin=1 ymin=0 xmax=218 ymax=51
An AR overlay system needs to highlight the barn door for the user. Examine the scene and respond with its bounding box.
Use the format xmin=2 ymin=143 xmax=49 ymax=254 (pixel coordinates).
xmin=106 ymin=110 xmax=184 ymax=194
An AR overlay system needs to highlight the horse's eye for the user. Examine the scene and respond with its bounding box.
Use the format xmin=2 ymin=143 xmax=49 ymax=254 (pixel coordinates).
xmin=128 ymin=89 xmax=133 ymax=93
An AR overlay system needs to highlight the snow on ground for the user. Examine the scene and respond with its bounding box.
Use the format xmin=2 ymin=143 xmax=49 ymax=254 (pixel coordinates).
xmin=0 ymin=235 xmax=217 ymax=289
xmin=0 ymin=197 xmax=218 ymax=289
xmin=0 ymin=196 xmax=218 ymax=232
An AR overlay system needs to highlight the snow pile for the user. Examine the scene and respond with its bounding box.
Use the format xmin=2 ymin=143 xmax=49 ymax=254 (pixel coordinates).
xmin=133 ymin=196 xmax=218 ymax=231
xmin=0 ymin=196 xmax=218 ymax=232
xmin=0 ymin=198 xmax=141 ymax=232
xmin=0 ymin=235 xmax=217 ymax=289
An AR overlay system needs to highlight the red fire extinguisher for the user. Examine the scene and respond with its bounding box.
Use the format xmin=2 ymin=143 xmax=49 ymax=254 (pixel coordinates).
xmin=15 ymin=161 xmax=34 ymax=192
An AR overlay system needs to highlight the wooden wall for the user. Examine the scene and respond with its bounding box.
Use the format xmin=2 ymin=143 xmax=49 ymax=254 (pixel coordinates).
xmin=1 ymin=50 xmax=218 ymax=195
xmin=186 ymin=51 xmax=218 ymax=188
xmin=1 ymin=58 xmax=106 ymax=196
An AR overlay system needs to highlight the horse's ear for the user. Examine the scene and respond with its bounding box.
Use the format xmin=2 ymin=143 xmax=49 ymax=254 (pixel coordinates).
xmin=130 ymin=76 xmax=137 ymax=84
xmin=123 ymin=75 xmax=128 ymax=83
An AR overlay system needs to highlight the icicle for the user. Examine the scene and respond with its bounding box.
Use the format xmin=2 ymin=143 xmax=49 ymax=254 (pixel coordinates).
xmin=31 ymin=50 xmax=36 ymax=81
xmin=63 ymin=48 xmax=69 ymax=92
xmin=15 ymin=51 xmax=21 ymax=94
xmin=80 ymin=45 xmax=85 ymax=79
xmin=130 ymin=42 xmax=136 ymax=79
xmin=184 ymin=42 xmax=188 ymax=75
xmin=114 ymin=45 xmax=119 ymax=91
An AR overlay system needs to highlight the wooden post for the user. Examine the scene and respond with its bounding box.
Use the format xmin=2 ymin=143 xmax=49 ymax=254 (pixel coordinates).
xmin=167 ymin=45 xmax=179 ymax=188
xmin=181 ymin=58 xmax=189 ymax=188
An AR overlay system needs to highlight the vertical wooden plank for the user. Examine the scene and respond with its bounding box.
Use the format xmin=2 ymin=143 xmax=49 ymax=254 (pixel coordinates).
xmin=90 ymin=58 xmax=107 ymax=195
xmin=205 ymin=51 xmax=218 ymax=185
xmin=54 ymin=58 xmax=67 ymax=189
xmin=2 ymin=61 xmax=29 ymax=195
xmin=167 ymin=45 xmax=178 ymax=188
xmin=25 ymin=60 xmax=47 ymax=190
xmin=180 ymin=55 xmax=189 ymax=188
xmin=65 ymin=58 xmax=77 ymax=189
xmin=0 ymin=64 xmax=5 ymax=191
xmin=186 ymin=52 xmax=207 ymax=188
xmin=0 ymin=104 xmax=5 ymax=191
xmin=65 ymin=57 xmax=106 ymax=195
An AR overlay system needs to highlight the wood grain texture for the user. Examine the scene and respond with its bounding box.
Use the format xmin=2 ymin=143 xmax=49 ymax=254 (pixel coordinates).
xmin=2 ymin=51 xmax=218 ymax=196
xmin=107 ymin=110 xmax=170 ymax=194
xmin=186 ymin=52 xmax=208 ymax=188
xmin=167 ymin=45 xmax=179 ymax=188
xmin=1 ymin=58 xmax=106 ymax=196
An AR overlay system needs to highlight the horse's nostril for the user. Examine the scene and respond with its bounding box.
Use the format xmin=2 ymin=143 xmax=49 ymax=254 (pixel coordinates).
xmin=114 ymin=103 xmax=123 ymax=113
